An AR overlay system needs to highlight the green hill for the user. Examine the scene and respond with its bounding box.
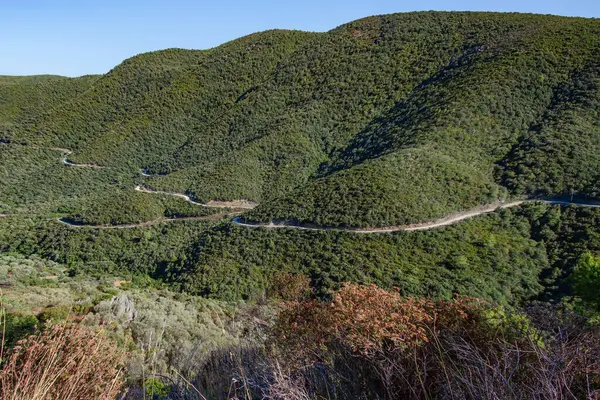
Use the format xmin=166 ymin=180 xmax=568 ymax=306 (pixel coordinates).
xmin=4 ymin=12 xmax=600 ymax=395
xmin=0 ymin=74 xmax=98 ymax=139
xmin=4 ymin=12 xmax=600 ymax=228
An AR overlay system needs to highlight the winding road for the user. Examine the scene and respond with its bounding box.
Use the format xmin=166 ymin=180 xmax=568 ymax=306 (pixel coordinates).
xmin=9 ymin=145 xmax=600 ymax=232
xmin=134 ymin=185 xmax=258 ymax=209
xmin=56 ymin=148 xmax=105 ymax=168
xmin=56 ymin=211 xmax=241 ymax=229
xmin=25 ymin=146 xmax=106 ymax=168
xmin=232 ymin=199 xmax=600 ymax=234
xmin=231 ymin=202 xmax=524 ymax=233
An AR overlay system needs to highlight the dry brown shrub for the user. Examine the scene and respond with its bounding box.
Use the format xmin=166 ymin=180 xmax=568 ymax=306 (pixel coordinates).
xmin=273 ymin=283 xmax=485 ymax=357
xmin=268 ymin=272 xmax=311 ymax=302
xmin=0 ymin=323 xmax=126 ymax=400
xmin=156 ymin=284 xmax=600 ymax=399
xmin=271 ymin=284 xmax=600 ymax=399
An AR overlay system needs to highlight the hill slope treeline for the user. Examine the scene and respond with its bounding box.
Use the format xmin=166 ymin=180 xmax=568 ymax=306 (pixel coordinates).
xmin=5 ymin=11 xmax=600 ymax=227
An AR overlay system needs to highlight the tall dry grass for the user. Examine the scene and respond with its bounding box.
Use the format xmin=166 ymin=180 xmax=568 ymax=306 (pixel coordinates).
xmin=0 ymin=321 xmax=126 ymax=400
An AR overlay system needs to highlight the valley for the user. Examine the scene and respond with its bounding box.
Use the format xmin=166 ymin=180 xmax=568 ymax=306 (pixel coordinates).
xmin=5 ymin=142 xmax=600 ymax=233
xmin=2 ymin=10 xmax=600 ymax=398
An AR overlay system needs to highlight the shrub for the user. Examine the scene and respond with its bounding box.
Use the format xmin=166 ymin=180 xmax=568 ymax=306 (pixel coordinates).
xmin=143 ymin=377 xmax=169 ymax=398
xmin=271 ymin=283 xmax=600 ymax=399
xmin=273 ymin=283 xmax=487 ymax=357
xmin=572 ymin=252 xmax=600 ymax=309
xmin=37 ymin=305 xmax=71 ymax=323
xmin=267 ymin=272 xmax=311 ymax=302
xmin=2 ymin=313 xmax=38 ymax=349
xmin=135 ymin=284 xmax=600 ymax=399
xmin=0 ymin=323 xmax=126 ymax=400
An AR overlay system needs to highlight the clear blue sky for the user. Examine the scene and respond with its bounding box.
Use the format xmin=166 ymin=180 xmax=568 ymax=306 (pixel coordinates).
xmin=2 ymin=0 xmax=599 ymax=77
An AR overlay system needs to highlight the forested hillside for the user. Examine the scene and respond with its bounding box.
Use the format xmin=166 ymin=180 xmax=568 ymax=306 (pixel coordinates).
xmin=2 ymin=10 xmax=600 ymax=306
xmin=3 ymin=12 xmax=600 ymax=228
xmin=3 ymin=11 xmax=600 ymax=397
xmin=1 ymin=10 xmax=600 ymax=301
xmin=0 ymin=74 xmax=98 ymax=139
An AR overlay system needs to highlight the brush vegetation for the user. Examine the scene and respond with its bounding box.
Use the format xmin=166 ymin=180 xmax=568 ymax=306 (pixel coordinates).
xmin=1 ymin=11 xmax=600 ymax=399
xmin=3 ymin=12 xmax=600 ymax=227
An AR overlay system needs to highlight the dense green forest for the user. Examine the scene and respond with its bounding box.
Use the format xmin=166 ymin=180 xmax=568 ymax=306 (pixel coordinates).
xmin=2 ymin=11 xmax=600 ymax=398
xmin=0 ymin=74 xmax=98 ymax=132
xmin=3 ymin=12 xmax=600 ymax=227
xmin=2 ymin=10 xmax=600 ymax=302
xmin=1 ymin=202 xmax=599 ymax=307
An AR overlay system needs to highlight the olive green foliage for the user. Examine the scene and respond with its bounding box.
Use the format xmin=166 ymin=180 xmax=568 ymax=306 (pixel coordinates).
xmin=0 ymin=253 xmax=66 ymax=286
xmin=4 ymin=12 xmax=600 ymax=227
xmin=0 ymin=145 xmax=218 ymax=223
xmin=572 ymin=252 xmax=600 ymax=309
xmin=245 ymin=149 xmax=503 ymax=226
xmin=500 ymin=62 xmax=600 ymax=198
xmin=521 ymin=204 xmax=600 ymax=304
xmin=2 ymin=12 xmax=600 ymax=306
xmin=0 ymin=74 xmax=97 ymax=133
xmin=67 ymin=191 xmax=165 ymax=225
xmin=0 ymin=253 xmax=272 ymax=380
xmin=68 ymin=190 xmax=218 ymax=226
xmin=2 ymin=313 xmax=39 ymax=349
xmin=170 ymin=207 xmax=547 ymax=302
xmin=4 ymin=202 xmax=600 ymax=304
xmin=0 ymin=145 xmax=123 ymax=214
xmin=0 ymin=216 xmax=211 ymax=277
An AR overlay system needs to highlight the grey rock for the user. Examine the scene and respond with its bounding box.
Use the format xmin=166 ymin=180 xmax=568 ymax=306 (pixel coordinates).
xmin=110 ymin=294 xmax=137 ymax=322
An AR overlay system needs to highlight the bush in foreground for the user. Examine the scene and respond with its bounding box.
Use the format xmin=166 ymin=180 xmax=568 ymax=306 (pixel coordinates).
xmin=0 ymin=323 xmax=126 ymax=400
xmin=270 ymin=284 xmax=600 ymax=399
xmin=168 ymin=283 xmax=600 ymax=399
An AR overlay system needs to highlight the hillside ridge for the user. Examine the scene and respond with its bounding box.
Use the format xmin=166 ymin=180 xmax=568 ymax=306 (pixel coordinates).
xmin=2 ymin=11 xmax=600 ymax=228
